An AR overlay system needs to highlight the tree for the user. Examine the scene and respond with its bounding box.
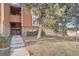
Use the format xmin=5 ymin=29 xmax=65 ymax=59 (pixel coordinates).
xmin=22 ymin=3 xmax=74 ymax=39
xmin=44 ymin=4 xmax=67 ymax=32
xmin=54 ymin=4 xmax=73 ymax=37
xmin=21 ymin=3 xmax=48 ymax=39
xmin=66 ymin=4 xmax=79 ymax=41
xmin=36 ymin=4 xmax=67 ymax=39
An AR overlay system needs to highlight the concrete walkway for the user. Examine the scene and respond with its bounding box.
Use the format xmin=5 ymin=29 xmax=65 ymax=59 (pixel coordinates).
xmin=10 ymin=35 xmax=29 ymax=56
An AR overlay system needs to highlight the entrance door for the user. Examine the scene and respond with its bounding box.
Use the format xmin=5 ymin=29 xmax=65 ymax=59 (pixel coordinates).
xmin=10 ymin=22 xmax=21 ymax=35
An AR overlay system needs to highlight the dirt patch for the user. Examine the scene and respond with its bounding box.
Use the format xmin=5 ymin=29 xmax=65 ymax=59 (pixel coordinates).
xmin=25 ymin=36 xmax=79 ymax=56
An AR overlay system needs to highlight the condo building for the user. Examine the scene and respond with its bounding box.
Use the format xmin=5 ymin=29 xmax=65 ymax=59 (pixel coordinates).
xmin=0 ymin=3 xmax=39 ymax=37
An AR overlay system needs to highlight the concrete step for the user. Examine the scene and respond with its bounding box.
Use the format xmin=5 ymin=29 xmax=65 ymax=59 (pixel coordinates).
xmin=11 ymin=40 xmax=24 ymax=44
xmin=11 ymin=43 xmax=24 ymax=48
xmin=10 ymin=47 xmax=29 ymax=56
xmin=11 ymin=42 xmax=24 ymax=45
xmin=11 ymin=38 xmax=23 ymax=41
xmin=10 ymin=35 xmax=24 ymax=50
xmin=10 ymin=46 xmax=25 ymax=51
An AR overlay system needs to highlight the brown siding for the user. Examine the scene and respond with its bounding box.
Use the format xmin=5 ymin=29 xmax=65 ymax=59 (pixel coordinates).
xmin=4 ymin=3 xmax=10 ymax=36
xmin=4 ymin=3 xmax=21 ymax=36
xmin=22 ymin=8 xmax=32 ymax=28
xmin=9 ymin=15 xmax=21 ymax=22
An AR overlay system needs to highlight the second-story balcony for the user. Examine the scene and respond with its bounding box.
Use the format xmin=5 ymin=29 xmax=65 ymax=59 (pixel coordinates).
xmin=9 ymin=15 xmax=21 ymax=22
xmin=9 ymin=4 xmax=21 ymax=22
xmin=10 ymin=6 xmax=21 ymax=15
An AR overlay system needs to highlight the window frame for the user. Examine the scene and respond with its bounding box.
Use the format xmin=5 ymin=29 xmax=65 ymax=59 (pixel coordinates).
xmin=32 ymin=16 xmax=39 ymax=26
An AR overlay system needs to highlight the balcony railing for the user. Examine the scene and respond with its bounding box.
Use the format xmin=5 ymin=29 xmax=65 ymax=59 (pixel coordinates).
xmin=10 ymin=6 xmax=21 ymax=15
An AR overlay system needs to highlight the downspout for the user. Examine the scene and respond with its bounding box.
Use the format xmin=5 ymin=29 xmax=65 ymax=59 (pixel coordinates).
xmin=0 ymin=3 xmax=4 ymax=36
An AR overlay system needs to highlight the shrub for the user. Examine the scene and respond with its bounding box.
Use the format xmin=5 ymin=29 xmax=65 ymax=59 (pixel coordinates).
xmin=27 ymin=30 xmax=45 ymax=36
xmin=0 ymin=36 xmax=6 ymax=48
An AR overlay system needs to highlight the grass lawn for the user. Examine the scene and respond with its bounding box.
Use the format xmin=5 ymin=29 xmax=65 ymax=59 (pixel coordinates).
xmin=25 ymin=36 xmax=79 ymax=56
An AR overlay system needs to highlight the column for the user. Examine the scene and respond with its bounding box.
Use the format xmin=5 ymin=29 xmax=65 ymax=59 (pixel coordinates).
xmin=0 ymin=3 xmax=4 ymax=36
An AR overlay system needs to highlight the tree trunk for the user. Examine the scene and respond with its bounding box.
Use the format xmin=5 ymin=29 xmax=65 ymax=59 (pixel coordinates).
xmin=37 ymin=24 xmax=42 ymax=39
xmin=62 ymin=26 xmax=67 ymax=39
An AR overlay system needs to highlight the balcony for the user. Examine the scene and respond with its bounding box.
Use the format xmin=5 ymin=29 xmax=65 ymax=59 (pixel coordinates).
xmin=9 ymin=5 xmax=21 ymax=22
xmin=10 ymin=6 xmax=21 ymax=15
xmin=9 ymin=15 xmax=21 ymax=22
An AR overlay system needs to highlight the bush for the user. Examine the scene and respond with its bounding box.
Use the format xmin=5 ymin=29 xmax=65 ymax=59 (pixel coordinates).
xmin=27 ymin=30 xmax=45 ymax=36
xmin=0 ymin=36 xmax=6 ymax=48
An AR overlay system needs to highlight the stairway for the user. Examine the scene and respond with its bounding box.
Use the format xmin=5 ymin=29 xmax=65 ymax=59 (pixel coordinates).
xmin=10 ymin=35 xmax=27 ymax=56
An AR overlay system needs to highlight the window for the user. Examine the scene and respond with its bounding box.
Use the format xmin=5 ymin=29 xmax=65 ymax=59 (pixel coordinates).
xmin=10 ymin=6 xmax=21 ymax=15
xmin=32 ymin=16 xmax=39 ymax=26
